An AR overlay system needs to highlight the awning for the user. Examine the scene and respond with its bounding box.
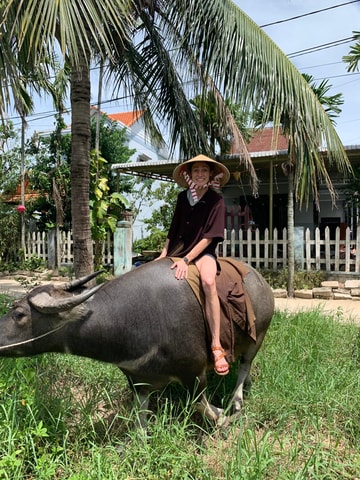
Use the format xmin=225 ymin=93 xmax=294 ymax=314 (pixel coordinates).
xmin=111 ymin=151 xmax=289 ymax=182
xmin=111 ymin=145 xmax=360 ymax=182
xmin=111 ymin=159 xmax=180 ymax=182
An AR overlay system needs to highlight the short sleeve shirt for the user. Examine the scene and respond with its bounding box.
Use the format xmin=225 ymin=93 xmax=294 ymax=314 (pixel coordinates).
xmin=167 ymin=188 xmax=225 ymax=259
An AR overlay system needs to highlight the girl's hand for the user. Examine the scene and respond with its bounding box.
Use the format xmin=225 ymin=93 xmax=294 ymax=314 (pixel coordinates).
xmin=170 ymin=259 xmax=188 ymax=279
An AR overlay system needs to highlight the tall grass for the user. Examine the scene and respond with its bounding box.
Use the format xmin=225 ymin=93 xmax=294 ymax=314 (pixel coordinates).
xmin=0 ymin=292 xmax=359 ymax=479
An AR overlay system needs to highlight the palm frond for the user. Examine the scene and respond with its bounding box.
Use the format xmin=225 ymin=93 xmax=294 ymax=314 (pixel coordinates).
xmin=107 ymin=3 xmax=260 ymax=191
xmin=164 ymin=0 xmax=352 ymax=204
xmin=343 ymin=31 xmax=360 ymax=72
xmin=4 ymin=0 xmax=135 ymax=65
xmin=108 ymin=10 xmax=212 ymax=156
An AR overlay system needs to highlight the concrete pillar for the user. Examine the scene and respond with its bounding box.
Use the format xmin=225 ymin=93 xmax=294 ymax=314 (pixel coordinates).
xmin=113 ymin=213 xmax=133 ymax=276
xmin=294 ymin=226 xmax=304 ymax=268
xmin=47 ymin=229 xmax=56 ymax=269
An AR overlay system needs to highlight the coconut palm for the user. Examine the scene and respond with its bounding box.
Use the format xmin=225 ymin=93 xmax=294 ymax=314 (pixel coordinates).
xmin=265 ymin=74 xmax=345 ymax=296
xmin=3 ymin=25 xmax=59 ymax=252
xmin=189 ymin=92 xmax=252 ymax=154
xmin=2 ymin=0 xmax=135 ymax=277
xmin=343 ymin=31 xmax=360 ymax=72
xmin=289 ymin=74 xmax=345 ymax=296
xmin=1 ymin=0 xmax=352 ymax=277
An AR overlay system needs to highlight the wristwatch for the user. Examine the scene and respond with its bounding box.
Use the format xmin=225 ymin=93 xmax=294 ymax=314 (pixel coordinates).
xmin=183 ymin=256 xmax=190 ymax=265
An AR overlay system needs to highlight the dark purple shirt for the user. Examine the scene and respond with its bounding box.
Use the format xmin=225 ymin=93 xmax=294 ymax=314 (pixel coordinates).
xmin=167 ymin=188 xmax=225 ymax=260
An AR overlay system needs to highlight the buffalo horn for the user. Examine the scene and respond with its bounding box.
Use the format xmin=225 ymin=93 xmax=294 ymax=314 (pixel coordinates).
xmin=62 ymin=270 xmax=105 ymax=291
xmin=29 ymin=284 xmax=103 ymax=313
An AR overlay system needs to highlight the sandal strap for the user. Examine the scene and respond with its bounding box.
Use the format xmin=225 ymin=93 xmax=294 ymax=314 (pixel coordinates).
xmin=212 ymin=346 xmax=226 ymax=360
xmin=212 ymin=346 xmax=225 ymax=354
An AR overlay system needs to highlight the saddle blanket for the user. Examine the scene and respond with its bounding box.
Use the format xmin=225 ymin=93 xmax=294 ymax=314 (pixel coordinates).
xmin=170 ymin=257 xmax=256 ymax=363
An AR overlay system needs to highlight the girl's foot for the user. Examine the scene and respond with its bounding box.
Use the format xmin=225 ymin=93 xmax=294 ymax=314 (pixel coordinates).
xmin=211 ymin=346 xmax=229 ymax=376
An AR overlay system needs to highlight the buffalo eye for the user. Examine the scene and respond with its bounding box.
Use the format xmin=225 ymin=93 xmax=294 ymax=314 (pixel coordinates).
xmin=13 ymin=309 xmax=29 ymax=327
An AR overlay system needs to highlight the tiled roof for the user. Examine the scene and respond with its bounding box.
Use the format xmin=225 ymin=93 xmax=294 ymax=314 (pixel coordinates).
xmin=5 ymin=193 xmax=41 ymax=203
xmin=107 ymin=110 xmax=143 ymax=127
xmin=3 ymin=177 xmax=41 ymax=204
xmin=246 ymin=128 xmax=288 ymax=153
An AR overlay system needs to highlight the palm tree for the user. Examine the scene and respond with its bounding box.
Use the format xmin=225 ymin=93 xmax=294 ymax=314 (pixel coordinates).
xmin=1 ymin=0 xmax=352 ymax=277
xmin=2 ymin=0 xmax=135 ymax=277
xmin=343 ymin=31 xmax=360 ymax=72
xmin=278 ymin=74 xmax=344 ymax=296
xmin=4 ymin=29 xmax=58 ymax=252
xmin=189 ymin=92 xmax=252 ymax=154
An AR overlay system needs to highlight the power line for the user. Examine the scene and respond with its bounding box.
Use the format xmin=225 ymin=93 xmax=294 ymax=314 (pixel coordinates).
xmin=9 ymin=4 xmax=360 ymax=127
xmin=301 ymin=61 xmax=344 ymax=70
xmin=313 ymin=72 xmax=360 ymax=81
xmin=10 ymin=94 xmax=132 ymax=126
xmin=288 ymin=36 xmax=354 ymax=58
xmin=14 ymin=67 xmax=360 ymax=128
xmin=260 ymin=1 xmax=360 ymax=28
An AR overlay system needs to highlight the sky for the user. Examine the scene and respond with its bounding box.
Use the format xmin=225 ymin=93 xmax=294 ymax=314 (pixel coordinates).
xmin=11 ymin=1 xmax=360 ymax=147
xmin=237 ymin=0 xmax=360 ymax=146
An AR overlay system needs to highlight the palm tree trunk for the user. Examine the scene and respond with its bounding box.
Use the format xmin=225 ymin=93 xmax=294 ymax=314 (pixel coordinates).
xmin=93 ymin=59 xmax=104 ymax=271
xmin=20 ymin=114 xmax=26 ymax=253
xmin=70 ymin=50 xmax=93 ymax=278
xmin=287 ymin=170 xmax=295 ymax=297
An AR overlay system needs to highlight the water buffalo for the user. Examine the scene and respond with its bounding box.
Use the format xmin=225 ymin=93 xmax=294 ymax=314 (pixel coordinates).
xmin=0 ymin=258 xmax=274 ymax=428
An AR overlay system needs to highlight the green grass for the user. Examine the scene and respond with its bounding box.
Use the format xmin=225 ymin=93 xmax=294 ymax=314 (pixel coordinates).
xmin=0 ymin=292 xmax=359 ymax=479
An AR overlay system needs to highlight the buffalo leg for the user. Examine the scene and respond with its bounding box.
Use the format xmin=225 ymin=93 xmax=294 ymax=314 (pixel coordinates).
xmin=125 ymin=374 xmax=152 ymax=431
xmin=196 ymin=393 xmax=228 ymax=426
xmin=230 ymin=357 xmax=252 ymax=414
xmin=190 ymin=373 xmax=230 ymax=427
xmin=181 ymin=372 xmax=225 ymax=425
xmin=130 ymin=389 xmax=151 ymax=431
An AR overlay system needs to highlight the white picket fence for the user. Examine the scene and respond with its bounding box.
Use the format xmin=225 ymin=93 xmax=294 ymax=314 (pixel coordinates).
xmin=25 ymin=230 xmax=114 ymax=267
xmin=219 ymin=225 xmax=360 ymax=272
xmin=25 ymin=225 xmax=360 ymax=273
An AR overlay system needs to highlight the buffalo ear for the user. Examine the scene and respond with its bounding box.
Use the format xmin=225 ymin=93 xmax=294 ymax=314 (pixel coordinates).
xmin=29 ymin=285 xmax=103 ymax=313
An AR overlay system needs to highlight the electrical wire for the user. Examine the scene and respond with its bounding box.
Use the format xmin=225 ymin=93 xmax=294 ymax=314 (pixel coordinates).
xmin=288 ymin=37 xmax=355 ymax=58
xmin=260 ymin=1 xmax=360 ymax=28
xmin=7 ymin=1 xmax=360 ymax=127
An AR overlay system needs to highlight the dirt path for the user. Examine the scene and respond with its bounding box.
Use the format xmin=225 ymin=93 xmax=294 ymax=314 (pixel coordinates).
xmin=275 ymin=297 xmax=360 ymax=325
xmin=0 ymin=277 xmax=66 ymax=299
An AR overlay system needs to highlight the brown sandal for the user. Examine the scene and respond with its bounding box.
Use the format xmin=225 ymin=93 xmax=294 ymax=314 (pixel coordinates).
xmin=211 ymin=346 xmax=230 ymax=376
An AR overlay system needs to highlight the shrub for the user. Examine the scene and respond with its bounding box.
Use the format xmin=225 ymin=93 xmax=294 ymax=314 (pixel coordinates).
xmin=261 ymin=267 xmax=326 ymax=290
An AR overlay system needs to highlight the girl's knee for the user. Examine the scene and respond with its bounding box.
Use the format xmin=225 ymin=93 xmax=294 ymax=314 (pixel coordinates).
xmin=201 ymin=277 xmax=217 ymax=293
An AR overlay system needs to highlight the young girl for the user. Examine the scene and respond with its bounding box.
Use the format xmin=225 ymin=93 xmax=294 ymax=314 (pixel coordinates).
xmin=157 ymin=154 xmax=230 ymax=375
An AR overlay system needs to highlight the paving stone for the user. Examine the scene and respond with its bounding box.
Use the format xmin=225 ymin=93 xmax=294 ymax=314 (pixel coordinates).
xmin=333 ymin=292 xmax=352 ymax=300
xmin=351 ymin=288 xmax=360 ymax=297
xmin=344 ymin=280 xmax=360 ymax=289
xmin=294 ymin=289 xmax=313 ymax=299
xmin=312 ymin=287 xmax=333 ymax=299
xmin=272 ymin=288 xmax=287 ymax=298
xmin=333 ymin=288 xmax=351 ymax=295
xmin=321 ymin=281 xmax=339 ymax=288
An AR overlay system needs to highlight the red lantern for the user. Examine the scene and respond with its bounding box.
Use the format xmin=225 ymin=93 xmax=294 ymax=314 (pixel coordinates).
xmin=17 ymin=205 xmax=26 ymax=213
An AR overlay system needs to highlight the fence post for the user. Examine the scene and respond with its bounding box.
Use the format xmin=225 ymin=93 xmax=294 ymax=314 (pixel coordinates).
xmin=113 ymin=213 xmax=133 ymax=276
xmin=294 ymin=226 xmax=304 ymax=268
xmin=47 ymin=230 xmax=56 ymax=269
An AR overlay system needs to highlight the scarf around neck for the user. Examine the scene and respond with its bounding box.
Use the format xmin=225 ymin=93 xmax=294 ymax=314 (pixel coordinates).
xmin=181 ymin=169 xmax=223 ymax=202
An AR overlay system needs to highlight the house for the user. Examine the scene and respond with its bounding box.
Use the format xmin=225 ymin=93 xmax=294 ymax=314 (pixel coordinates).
xmin=112 ymin=128 xmax=360 ymax=239
xmin=91 ymin=108 xmax=169 ymax=164
xmin=4 ymin=175 xmax=41 ymax=205
xmin=92 ymin=108 xmax=172 ymax=238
